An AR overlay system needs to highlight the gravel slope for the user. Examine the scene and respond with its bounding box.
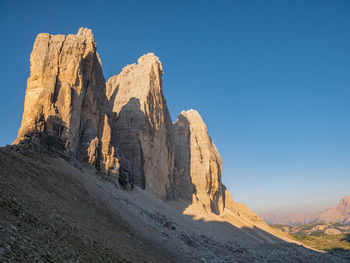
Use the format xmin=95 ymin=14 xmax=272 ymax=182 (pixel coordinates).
xmin=0 ymin=145 xmax=346 ymax=262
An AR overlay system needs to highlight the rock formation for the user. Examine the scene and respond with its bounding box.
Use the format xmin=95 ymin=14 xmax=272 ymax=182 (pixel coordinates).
xmin=14 ymin=28 xmax=267 ymax=223
xmin=6 ymin=28 xmax=348 ymax=262
xmin=106 ymin=54 xmax=175 ymax=200
xmin=174 ymin=109 xmax=224 ymax=214
xmin=173 ymin=109 xmax=264 ymax=220
xmin=318 ymin=196 xmax=350 ymax=224
xmin=14 ymin=28 xmax=131 ymax=188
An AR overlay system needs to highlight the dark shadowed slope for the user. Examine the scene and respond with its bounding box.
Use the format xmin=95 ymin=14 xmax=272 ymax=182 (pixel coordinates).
xmin=0 ymin=144 xmax=346 ymax=262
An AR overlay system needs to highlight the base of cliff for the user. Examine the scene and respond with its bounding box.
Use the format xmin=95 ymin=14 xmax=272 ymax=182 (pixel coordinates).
xmin=0 ymin=145 xmax=345 ymax=262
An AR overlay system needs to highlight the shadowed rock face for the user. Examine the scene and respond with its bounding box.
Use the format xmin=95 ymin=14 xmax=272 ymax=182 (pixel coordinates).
xmin=106 ymin=54 xmax=175 ymax=200
xmin=174 ymin=109 xmax=224 ymax=214
xmin=14 ymin=28 xmax=131 ymax=188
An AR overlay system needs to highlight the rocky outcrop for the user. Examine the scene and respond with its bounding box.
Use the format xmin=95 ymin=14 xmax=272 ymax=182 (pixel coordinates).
xmin=14 ymin=28 xmax=131 ymax=188
xmin=174 ymin=109 xmax=224 ymax=214
xmin=318 ymin=196 xmax=350 ymax=224
xmin=106 ymin=54 xmax=175 ymax=200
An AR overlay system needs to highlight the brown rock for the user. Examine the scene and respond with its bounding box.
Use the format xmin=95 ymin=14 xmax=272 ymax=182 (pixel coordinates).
xmin=174 ymin=109 xmax=224 ymax=214
xmin=222 ymin=185 xmax=235 ymax=211
xmin=106 ymin=53 xmax=175 ymax=199
xmin=14 ymin=28 xmax=131 ymax=188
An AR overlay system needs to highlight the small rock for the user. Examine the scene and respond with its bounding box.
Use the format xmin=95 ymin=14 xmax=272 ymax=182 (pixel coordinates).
xmin=163 ymin=221 xmax=176 ymax=230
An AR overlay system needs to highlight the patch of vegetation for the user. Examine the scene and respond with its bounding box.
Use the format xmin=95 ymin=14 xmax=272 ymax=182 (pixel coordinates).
xmin=270 ymin=222 xmax=350 ymax=236
xmin=292 ymin=234 xmax=350 ymax=252
xmin=270 ymin=223 xmax=350 ymax=259
xmin=292 ymin=234 xmax=350 ymax=260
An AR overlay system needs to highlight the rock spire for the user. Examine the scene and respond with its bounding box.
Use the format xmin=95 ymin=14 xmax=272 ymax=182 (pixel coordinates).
xmin=14 ymin=28 xmax=131 ymax=188
xmin=174 ymin=109 xmax=224 ymax=214
xmin=106 ymin=53 xmax=175 ymax=200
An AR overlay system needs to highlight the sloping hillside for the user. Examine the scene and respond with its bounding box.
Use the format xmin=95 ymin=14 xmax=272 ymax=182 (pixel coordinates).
xmin=0 ymin=144 xmax=345 ymax=262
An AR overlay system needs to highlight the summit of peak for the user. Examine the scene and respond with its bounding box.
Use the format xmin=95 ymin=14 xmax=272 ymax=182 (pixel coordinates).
xmin=137 ymin=52 xmax=159 ymax=63
xmin=339 ymin=196 xmax=350 ymax=206
xmin=179 ymin=109 xmax=203 ymax=122
xmin=185 ymin=109 xmax=200 ymax=115
xmin=77 ymin=27 xmax=93 ymax=35
xmin=77 ymin=27 xmax=94 ymax=41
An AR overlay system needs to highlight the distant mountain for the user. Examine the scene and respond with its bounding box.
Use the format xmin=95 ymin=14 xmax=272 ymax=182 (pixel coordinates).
xmin=260 ymin=211 xmax=321 ymax=226
xmin=318 ymin=196 xmax=350 ymax=224
xmin=260 ymin=196 xmax=350 ymax=226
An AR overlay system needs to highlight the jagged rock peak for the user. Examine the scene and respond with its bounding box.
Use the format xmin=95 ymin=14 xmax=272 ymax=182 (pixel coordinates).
xmin=109 ymin=52 xmax=163 ymax=82
xmin=14 ymin=28 xmax=132 ymax=189
xmin=318 ymin=196 xmax=350 ymax=224
xmin=77 ymin=27 xmax=94 ymax=39
xmin=174 ymin=109 xmax=224 ymax=214
xmin=177 ymin=109 xmax=205 ymax=124
xmin=106 ymin=53 xmax=174 ymax=200
xmin=137 ymin=52 xmax=163 ymax=70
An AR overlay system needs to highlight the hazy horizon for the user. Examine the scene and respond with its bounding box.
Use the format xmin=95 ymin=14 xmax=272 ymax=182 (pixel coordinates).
xmin=0 ymin=0 xmax=349 ymax=216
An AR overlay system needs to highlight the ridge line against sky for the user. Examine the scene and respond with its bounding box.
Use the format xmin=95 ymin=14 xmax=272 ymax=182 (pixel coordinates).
xmin=0 ymin=0 xmax=349 ymax=214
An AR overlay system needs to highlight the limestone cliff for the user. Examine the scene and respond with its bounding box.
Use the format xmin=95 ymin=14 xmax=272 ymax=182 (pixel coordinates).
xmin=173 ymin=110 xmax=265 ymax=222
xmin=8 ymin=28 xmax=332 ymax=261
xmin=14 ymin=28 xmax=267 ymax=225
xmin=174 ymin=109 xmax=224 ymax=214
xmin=14 ymin=28 xmax=131 ymax=188
xmin=106 ymin=53 xmax=175 ymax=200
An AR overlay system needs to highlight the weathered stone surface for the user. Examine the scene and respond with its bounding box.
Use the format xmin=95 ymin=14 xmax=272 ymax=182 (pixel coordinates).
xmin=222 ymin=185 xmax=235 ymax=211
xmin=14 ymin=28 xmax=131 ymax=188
xmin=174 ymin=109 xmax=224 ymax=214
xmin=106 ymin=53 xmax=175 ymax=200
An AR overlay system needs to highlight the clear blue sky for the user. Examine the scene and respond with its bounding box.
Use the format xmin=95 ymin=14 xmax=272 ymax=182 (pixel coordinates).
xmin=1 ymin=0 xmax=349 ymax=215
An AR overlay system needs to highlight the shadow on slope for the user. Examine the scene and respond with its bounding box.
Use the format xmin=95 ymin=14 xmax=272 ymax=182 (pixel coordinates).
xmin=0 ymin=145 xmax=347 ymax=262
xmin=6 ymin=92 xmax=347 ymax=262
xmin=0 ymin=146 xmax=189 ymax=263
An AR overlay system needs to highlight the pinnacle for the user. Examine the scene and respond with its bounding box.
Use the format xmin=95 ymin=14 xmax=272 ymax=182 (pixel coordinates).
xmin=137 ymin=53 xmax=161 ymax=65
xmin=77 ymin=27 xmax=94 ymax=42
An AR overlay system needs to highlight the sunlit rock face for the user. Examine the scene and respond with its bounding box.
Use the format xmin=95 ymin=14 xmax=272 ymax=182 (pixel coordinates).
xmin=14 ymin=27 xmax=265 ymax=220
xmin=318 ymin=196 xmax=350 ymax=224
xmin=106 ymin=53 xmax=175 ymax=200
xmin=173 ymin=110 xmax=266 ymax=220
xmin=174 ymin=109 xmax=224 ymax=214
xmin=14 ymin=28 xmax=131 ymax=188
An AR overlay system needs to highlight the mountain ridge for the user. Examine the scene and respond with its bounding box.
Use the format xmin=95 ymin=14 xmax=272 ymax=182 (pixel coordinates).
xmin=1 ymin=27 xmax=345 ymax=262
xmin=261 ymin=196 xmax=350 ymax=226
